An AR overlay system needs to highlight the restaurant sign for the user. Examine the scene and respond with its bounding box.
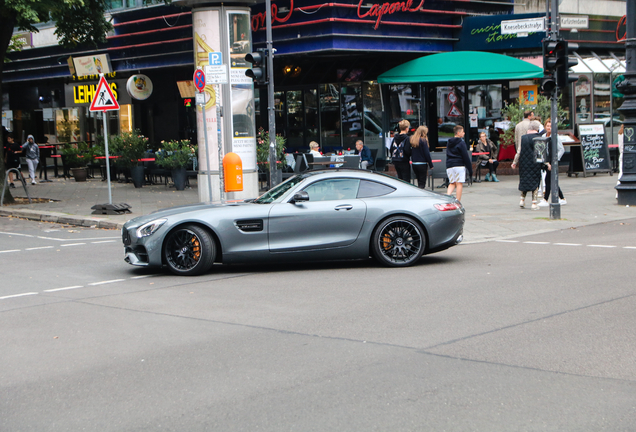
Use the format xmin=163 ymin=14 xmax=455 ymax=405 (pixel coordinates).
xmin=252 ymin=0 xmax=425 ymax=31
xmin=64 ymin=79 xmax=131 ymax=107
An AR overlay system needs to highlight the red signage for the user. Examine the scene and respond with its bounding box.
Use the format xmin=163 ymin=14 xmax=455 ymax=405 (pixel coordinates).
xmin=251 ymin=0 xmax=293 ymax=31
xmin=251 ymin=0 xmax=426 ymax=31
xmin=358 ymin=0 xmax=425 ymax=30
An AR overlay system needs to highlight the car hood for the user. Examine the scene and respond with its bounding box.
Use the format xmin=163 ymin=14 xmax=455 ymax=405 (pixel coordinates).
xmin=125 ymin=201 xmax=254 ymax=227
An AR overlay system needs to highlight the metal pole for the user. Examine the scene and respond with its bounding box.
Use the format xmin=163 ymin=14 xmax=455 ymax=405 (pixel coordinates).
xmin=216 ymin=84 xmax=225 ymax=203
xmin=616 ymin=0 xmax=636 ymax=204
xmin=103 ymin=112 xmax=112 ymax=205
xmin=201 ymin=102 xmax=213 ymax=203
xmin=548 ymin=0 xmax=561 ymax=219
xmin=265 ymin=0 xmax=277 ymax=188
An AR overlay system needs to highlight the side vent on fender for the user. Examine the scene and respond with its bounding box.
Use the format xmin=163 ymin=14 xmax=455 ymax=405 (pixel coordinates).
xmin=235 ymin=219 xmax=263 ymax=232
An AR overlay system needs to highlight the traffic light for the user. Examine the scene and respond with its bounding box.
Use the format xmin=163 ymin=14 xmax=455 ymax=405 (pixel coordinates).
xmin=556 ymin=41 xmax=579 ymax=88
xmin=245 ymin=49 xmax=268 ymax=85
xmin=540 ymin=74 xmax=557 ymax=97
xmin=542 ymin=39 xmax=560 ymax=74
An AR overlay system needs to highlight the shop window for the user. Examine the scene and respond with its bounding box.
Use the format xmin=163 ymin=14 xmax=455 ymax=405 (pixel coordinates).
xmin=593 ymin=73 xmax=612 ymax=121
xmin=574 ymin=74 xmax=592 ymax=124
xmin=305 ymin=89 xmax=319 ymax=145
xmin=436 ymin=86 xmax=465 ymax=147
xmin=286 ymin=90 xmax=303 ymax=149
xmin=388 ymin=84 xmax=420 ymax=133
xmin=340 ymin=84 xmax=362 ymax=151
xmin=274 ymin=91 xmax=285 ymax=143
xmin=363 ymin=82 xmax=383 ymax=151
xmin=319 ymin=84 xmax=341 ymax=152
xmin=120 ymin=104 xmax=132 ymax=133
xmin=55 ymin=108 xmax=80 ymax=144
xmin=468 ymin=84 xmax=502 ymax=132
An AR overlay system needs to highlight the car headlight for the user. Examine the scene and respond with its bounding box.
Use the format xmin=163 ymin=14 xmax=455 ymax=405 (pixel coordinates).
xmin=136 ymin=218 xmax=167 ymax=238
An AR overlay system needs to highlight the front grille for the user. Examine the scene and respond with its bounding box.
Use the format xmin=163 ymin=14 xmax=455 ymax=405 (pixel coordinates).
xmin=122 ymin=228 xmax=132 ymax=245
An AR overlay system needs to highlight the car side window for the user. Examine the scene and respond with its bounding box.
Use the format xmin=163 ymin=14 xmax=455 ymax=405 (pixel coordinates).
xmin=357 ymin=180 xmax=396 ymax=198
xmin=303 ymin=179 xmax=360 ymax=201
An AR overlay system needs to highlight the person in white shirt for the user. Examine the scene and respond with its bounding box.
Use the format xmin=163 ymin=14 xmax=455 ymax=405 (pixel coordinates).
xmin=309 ymin=141 xmax=322 ymax=158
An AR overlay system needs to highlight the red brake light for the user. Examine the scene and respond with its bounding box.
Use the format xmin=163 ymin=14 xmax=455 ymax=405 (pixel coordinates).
xmin=434 ymin=203 xmax=461 ymax=211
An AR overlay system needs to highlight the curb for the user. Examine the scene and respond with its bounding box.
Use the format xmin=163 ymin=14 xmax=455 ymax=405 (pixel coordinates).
xmin=0 ymin=208 xmax=124 ymax=230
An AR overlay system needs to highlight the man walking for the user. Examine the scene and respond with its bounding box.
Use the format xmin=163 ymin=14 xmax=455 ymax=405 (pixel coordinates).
xmin=22 ymin=135 xmax=39 ymax=185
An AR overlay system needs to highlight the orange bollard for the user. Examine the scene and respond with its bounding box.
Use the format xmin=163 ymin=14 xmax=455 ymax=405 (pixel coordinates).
xmin=223 ymin=152 xmax=243 ymax=192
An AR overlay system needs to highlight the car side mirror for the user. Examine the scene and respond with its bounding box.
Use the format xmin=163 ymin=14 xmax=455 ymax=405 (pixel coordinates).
xmin=291 ymin=191 xmax=309 ymax=204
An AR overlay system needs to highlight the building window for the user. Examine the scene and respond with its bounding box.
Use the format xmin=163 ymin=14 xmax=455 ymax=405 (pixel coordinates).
xmin=340 ymin=83 xmax=363 ymax=151
xmin=388 ymin=84 xmax=421 ymax=133
xmin=363 ymin=82 xmax=383 ymax=152
xmin=319 ymin=84 xmax=341 ymax=152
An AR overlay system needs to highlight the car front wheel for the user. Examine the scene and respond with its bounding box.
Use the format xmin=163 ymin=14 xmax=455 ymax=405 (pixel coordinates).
xmin=372 ymin=216 xmax=425 ymax=267
xmin=163 ymin=224 xmax=215 ymax=276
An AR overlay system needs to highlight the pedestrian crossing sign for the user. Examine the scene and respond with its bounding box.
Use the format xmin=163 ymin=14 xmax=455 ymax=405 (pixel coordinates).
xmin=89 ymin=75 xmax=120 ymax=112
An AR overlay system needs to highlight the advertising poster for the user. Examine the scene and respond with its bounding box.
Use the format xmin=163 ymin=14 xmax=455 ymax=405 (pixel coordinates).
xmin=519 ymin=85 xmax=538 ymax=105
xmin=227 ymin=10 xmax=256 ymax=171
xmin=193 ymin=9 xmax=222 ymax=172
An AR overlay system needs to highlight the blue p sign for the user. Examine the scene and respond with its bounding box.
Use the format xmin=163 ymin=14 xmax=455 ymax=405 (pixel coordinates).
xmin=209 ymin=52 xmax=223 ymax=65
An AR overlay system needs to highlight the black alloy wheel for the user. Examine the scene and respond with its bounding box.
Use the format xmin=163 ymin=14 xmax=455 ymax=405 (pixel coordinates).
xmin=372 ymin=216 xmax=425 ymax=267
xmin=163 ymin=224 xmax=215 ymax=276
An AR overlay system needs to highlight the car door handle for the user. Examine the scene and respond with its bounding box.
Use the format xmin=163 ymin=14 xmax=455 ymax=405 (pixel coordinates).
xmin=334 ymin=204 xmax=353 ymax=211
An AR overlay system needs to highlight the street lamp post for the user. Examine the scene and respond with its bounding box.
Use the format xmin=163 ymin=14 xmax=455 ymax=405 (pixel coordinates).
xmin=616 ymin=0 xmax=636 ymax=205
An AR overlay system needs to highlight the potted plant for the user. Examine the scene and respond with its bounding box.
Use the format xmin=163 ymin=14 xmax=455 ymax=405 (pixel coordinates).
xmin=110 ymin=130 xmax=149 ymax=188
xmin=60 ymin=142 xmax=91 ymax=182
xmin=156 ymin=139 xmax=197 ymax=190
xmin=256 ymin=128 xmax=287 ymax=184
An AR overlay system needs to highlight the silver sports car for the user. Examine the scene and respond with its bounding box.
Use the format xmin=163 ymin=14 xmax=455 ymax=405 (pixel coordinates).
xmin=122 ymin=169 xmax=464 ymax=275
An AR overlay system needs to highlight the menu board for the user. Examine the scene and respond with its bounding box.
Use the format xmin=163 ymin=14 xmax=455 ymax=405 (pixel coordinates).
xmin=577 ymin=123 xmax=612 ymax=175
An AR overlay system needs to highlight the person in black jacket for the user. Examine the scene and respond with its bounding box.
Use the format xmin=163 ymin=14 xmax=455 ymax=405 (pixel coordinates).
xmin=410 ymin=125 xmax=434 ymax=189
xmin=446 ymin=125 xmax=473 ymax=202
xmin=390 ymin=119 xmax=412 ymax=182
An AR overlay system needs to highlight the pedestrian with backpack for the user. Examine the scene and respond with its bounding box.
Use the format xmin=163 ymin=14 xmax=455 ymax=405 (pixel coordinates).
xmin=446 ymin=125 xmax=473 ymax=202
xmin=390 ymin=119 xmax=412 ymax=182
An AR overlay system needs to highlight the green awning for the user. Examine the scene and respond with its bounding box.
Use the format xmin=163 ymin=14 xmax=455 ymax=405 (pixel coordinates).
xmin=377 ymin=51 xmax=544 ymax=84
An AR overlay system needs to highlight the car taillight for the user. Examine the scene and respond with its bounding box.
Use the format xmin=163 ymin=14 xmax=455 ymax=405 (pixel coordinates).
xmin=434 ymin=202 xmax=461 ymax=211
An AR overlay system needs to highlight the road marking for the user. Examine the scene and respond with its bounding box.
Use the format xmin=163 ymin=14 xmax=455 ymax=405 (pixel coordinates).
xmin=91 ymin=240 xmax=116 ymax=244
xmin=0 ymin=249 xmax=20 ymax=254
xmin=25 ymin=246 xmax=55 ymax=250
xmin=0 ymin=292 xmax=38 ymax=300
xmin=130 ymin=275 xmax=155 ymax=279
xmin=523 ymin=241 xmax=550 ymax=245
xmin=496 ymin=240 xmax=519 ymax=243
xmin=61 ymin=243 xmax=86 ymax=247
xmin=44 ymin=286 xmax=84 ymax=292
xmin=624 ymin=246 xmax=636 ymax=250
xmin=88 ymin=279 xmax=125 ymax=286
xmin=554 ymin=243 xmax=581 ymax=246
xmin=0 ymin=231 xmax=119 ymax=242
xmin=587 ymin=245 xmax=617 ymax=248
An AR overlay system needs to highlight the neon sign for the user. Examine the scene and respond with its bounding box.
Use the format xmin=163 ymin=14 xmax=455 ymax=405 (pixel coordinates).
xmin=251 ymin=0 xmax=293 ymax=32
xmin=251 ymin=0 xmax=426 ymax=31
xmin=358 ymin=0 xmax=425 ymax=30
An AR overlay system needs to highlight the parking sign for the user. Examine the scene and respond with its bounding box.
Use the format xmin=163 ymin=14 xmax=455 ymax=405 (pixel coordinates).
xmin=209 ymin=52 xmax=223 ymax=65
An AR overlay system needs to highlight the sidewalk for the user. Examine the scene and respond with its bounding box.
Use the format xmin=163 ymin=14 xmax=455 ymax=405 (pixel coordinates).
xmin=1 ymin=171 xmax=633 ymax=243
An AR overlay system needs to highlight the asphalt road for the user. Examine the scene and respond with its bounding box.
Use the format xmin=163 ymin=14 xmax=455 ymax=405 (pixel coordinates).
xmin=1 ymin=216 xmax=636 ymax=431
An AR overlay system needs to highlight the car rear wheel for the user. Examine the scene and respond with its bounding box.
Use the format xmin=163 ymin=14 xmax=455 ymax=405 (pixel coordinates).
xmin=163 ymin=224 xmax=215 ymax=276
xmin=372 ymin=216 xmax=425 ymax=267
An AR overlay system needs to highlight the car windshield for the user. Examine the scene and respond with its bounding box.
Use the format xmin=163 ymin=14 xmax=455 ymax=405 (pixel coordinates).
xmin=254 ymin=175 xmax=305 ymax=204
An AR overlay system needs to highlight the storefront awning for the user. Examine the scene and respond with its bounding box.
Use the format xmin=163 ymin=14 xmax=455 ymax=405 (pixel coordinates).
xmin=377 ymin=51 xmax=544 ymax=84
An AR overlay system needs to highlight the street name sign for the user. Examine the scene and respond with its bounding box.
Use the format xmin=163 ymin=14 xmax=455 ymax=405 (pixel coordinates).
xmin=560 ymin=16 xmax=589 ymax=29
xmin=501 ymin=17 xmax=545 ymax=37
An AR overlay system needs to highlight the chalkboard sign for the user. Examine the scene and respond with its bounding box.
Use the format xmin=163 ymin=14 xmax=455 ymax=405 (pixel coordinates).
xmin=577 ymin=123 xmax=612 ymax=176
